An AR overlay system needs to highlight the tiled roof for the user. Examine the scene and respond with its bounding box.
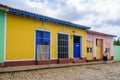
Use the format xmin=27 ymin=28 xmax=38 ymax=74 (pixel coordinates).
xmin=0 ymin=4 xmax=90 ymax=30
xmin=87 ymin=30 xmax=117 ymax=37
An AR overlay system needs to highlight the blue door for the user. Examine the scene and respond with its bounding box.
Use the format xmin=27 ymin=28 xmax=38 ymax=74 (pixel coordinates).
xmin=73 ymin=35 xmax=81 ymax=58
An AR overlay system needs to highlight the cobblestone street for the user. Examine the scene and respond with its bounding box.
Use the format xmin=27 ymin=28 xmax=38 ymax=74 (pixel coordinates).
xmin=0 ymin=62 xmax=120 ymax=80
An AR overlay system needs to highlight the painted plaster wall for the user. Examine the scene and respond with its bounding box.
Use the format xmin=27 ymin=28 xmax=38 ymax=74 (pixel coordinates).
xmin=0 ymin=10 xmax=5 ymax=63
xmin=114 ymin=46 xmax=120 ymax=60
xmin=6 ymin=13 xmax=87 ymax=61
xmin=87 ymin=32 xmax=114 ymax=58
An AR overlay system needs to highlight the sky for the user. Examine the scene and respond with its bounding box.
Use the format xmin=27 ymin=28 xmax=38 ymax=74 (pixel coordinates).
xmin=0 ymin=0 xmax=120 ymax=38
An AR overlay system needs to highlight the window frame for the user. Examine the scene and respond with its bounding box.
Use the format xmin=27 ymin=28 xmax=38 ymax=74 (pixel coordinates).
xmin=87 ymin=47 xmax=89 ymax=53
xmin=35 ymin=29 xmax=51 ymax=60
xmin=90 ymin=47 xmax=93 ymax=52
xmin=87 ymin=40 xmax=93 ymax=53
xmin=57 ymin=32 xmax=69 ymax=59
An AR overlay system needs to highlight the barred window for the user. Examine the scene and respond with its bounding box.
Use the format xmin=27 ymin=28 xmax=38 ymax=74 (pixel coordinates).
xmin=58 ymin=33 xmax=68 ymax=59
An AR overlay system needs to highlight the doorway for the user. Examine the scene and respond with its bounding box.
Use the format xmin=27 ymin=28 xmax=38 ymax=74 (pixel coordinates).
xmin=73 ymin=35 xmax=81 ymax=58
xmin=96 ymin=39 xmax=103 ymax=59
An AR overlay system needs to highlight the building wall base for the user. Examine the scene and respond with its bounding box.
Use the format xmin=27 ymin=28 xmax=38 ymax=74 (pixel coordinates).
xmin=0 ymin=63 xmax=4 ymax=68
xmin=4 ymin=60 xmax=35 ymax=67
xmin=58 ymin=58 xmax=73 ymax=64
xmin=73 ymin=58 xmax=86 ymax=63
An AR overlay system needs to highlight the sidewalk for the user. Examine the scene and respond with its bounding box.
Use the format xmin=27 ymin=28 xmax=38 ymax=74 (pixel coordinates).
xmin=0 ymin=60 xmax=116 ymax=73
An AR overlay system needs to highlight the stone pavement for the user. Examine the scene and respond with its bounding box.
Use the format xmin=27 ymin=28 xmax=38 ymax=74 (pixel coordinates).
xmin=0 ymin=60 xmax=116 ymax=73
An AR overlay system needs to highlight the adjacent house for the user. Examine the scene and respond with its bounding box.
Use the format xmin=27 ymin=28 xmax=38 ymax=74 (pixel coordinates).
xmin=86 ymin=30 xmax=116 ymax=61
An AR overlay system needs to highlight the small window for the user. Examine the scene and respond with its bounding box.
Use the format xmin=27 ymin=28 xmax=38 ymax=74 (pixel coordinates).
xmin=96 ymin=39 xmax=98 ymax=46
xmin=107 ymin=48 xmax=110 ymax=52
xmin=90 ymin=48 xmax=93 ymax=52
xmin=87 ymin=47 xmax=89 ymax=53
xmin=105 ymin=48 xmax=107 ymax=52
xmin=105 ymin=48 xmax=110 ymax=52
xmin=74 ymin=36 xmax=80 ymax=43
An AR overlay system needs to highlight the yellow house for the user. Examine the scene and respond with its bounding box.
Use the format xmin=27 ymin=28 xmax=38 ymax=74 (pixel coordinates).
xmin=0 ymin=4 xmax=90 ymax=67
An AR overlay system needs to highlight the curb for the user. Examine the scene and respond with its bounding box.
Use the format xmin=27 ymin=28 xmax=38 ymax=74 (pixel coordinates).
xmin=0 ymin=61 xmax=118 ymax=73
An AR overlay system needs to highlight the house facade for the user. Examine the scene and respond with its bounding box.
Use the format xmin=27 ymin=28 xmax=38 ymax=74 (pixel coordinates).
xmin=86 ymin=30 xmax=116 ymax=61
xmin=0 ymin=4 xmax=90 ymax=67
xmin=0 ymin=4 xmax=116 ymax=67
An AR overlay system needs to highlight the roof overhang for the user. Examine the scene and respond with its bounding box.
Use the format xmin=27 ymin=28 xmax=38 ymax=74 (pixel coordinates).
xmin=0 ymin=4 xmax=9 ymax=12
xmin=0 ymin=4 xmax=90 ymax=30
xmin=86 ymin=30 xmax=117 ymax=37
xmin=8 ymin=8 xmax=90 ymax=30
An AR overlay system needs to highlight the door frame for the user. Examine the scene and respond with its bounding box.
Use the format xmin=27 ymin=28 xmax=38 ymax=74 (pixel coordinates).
xmin=73 ymin=34 xmax=82 ymax=58
xmin=86 ymin=40 xmax=94 ymax=60
xmin=96 ymin=39 xmax=103 ymax=59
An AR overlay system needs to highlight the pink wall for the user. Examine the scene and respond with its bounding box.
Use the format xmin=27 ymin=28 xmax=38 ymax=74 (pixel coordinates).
xmin=87 ymin=32 xmax=114 ymax=57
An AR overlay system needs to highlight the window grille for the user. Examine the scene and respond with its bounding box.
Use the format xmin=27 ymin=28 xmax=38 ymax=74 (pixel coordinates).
xmin=58 ymin=33 xmax=68 ymax=59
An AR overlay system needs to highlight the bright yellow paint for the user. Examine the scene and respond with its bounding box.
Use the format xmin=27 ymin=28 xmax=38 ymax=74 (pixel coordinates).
xmin=6 ymin=13 xmax=87 ymax=60
xmin=96 ymin=39 xmax=103 ymax=59
xmin=86 ymin=40 xmax=93 ymax=60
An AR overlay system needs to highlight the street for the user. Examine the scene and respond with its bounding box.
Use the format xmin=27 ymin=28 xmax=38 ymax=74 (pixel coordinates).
xmin=0 ymin=62 xmax=120 ymax=80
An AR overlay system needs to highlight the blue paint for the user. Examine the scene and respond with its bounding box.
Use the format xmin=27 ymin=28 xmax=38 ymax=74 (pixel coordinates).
xmin=9 ymin=8 xmax=90 ymax=29
xmin=73 ymin=35 xmax=81 ymax=58
xmin=36 ymin=30 xmax=50 ymax=60
xmin=36 ymin=30 xmax=50 ymax=45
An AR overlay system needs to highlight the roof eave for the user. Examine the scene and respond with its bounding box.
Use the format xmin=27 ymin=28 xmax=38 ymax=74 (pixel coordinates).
xmin=87 ymin=30 xmax=117 ymax=37
xmin=8 ymin=8 xmax=90 ymax=30
xmin=0 ymin=6 xmax=9 ymax=12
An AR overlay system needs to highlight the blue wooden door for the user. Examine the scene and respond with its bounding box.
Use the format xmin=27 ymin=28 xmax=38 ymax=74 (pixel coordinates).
xmin=73 ymin=35 xmax=81 ymax=58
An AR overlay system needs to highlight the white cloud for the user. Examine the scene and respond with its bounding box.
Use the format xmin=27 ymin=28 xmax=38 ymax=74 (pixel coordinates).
xmin=0 ymin=0 xmax=120 ymax=37
xmin=92 ymin=24 xmax=120 ymax=35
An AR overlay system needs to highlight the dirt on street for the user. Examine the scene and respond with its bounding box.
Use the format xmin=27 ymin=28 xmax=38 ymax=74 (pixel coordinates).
xmin=0 ymin=62 xmax=120 ymax=80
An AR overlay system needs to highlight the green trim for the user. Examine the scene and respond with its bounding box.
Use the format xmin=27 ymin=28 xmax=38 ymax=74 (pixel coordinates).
xmin=0 ymin=10 xmax=5 ymax=63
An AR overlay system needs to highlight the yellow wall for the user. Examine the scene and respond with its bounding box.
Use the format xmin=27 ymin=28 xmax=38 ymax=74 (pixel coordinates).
xmin=6 ymin=13 xmax=87 ymax=60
